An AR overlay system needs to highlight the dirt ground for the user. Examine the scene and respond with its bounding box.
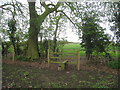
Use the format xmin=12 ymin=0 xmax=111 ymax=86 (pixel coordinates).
xmin=2 ymin=57 xmax=119 ymax=88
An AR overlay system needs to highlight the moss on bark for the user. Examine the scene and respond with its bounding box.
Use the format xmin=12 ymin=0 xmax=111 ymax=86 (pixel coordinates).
xmin=27 ymin=2 xmax=60 ymax=60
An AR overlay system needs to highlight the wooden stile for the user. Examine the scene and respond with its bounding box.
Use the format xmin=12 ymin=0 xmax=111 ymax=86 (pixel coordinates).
xmin=48 ymin=49 xmax=50 ymax=67
xmin=77 ymin=51 xmax=80 ymax=71
xmin=47 ymin=49 xmax=80 ymax=70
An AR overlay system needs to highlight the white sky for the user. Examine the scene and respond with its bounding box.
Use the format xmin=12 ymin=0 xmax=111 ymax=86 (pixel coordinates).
xmin=1 ymin=0 xmax=114 ymax=43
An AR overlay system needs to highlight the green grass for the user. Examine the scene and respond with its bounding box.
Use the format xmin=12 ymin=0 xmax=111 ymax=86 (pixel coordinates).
xmin=62 ymin=43 xmax=85 ymax=56
xmin=61 ymin=43 xmax=119 ymax=58
xmin=107 ymin=44 xmax=119 ymax=58
xmin=63 ymin=43 xmax=81 ymax=50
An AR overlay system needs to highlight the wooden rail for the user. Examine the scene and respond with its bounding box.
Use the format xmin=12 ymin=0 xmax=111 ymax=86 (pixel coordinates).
xmin=47 ymin=49 xmax=80 ymax=70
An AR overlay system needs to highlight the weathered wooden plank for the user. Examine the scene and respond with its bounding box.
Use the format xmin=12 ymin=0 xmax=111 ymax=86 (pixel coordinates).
xmin=50 ymin=56 xmax=78 ymax=59
xmin=51 ymin=61 xmax=77 ymax=64
xmin=48 ymin=48 xmax=81 ymax=70
xmin=62 ymin=53 xmax=77 ymax=55
xmin=12 ymin=50 xmax=15 ymax=62
xmin=63 ymin=49 xmax=80 ymax=50
xmin=77 ymin=51 xmax=80 ymax=71
xmin=51 ymin=61 xmax=62 ymax=64
xmin=68 ymin=62 xmax=77 ymax=64
xmin=63 ymin=57 xmax=78 ymax=59
xmin=48 ymin=49 xmax=50 ymax=67
xmin=50 ymin=57 xmax=63 ymax=59
xmin=63 ymin=60 xmax=68 ymax=63
xmin=51 ymin=60 xmax=68 ymax=64
xmin=50 ymin=52 xmax=62 ymax=54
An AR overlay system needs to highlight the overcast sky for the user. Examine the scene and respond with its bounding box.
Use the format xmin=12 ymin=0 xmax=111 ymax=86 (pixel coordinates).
xmin=18 ymin=0 xmax=81 ymax=43
xmin=1 ymin=0 xmax=114 ymax=43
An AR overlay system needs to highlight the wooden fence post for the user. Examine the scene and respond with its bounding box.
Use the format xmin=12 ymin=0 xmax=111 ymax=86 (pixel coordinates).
xmin=77 ymin=51 xmax=80 ymax=71
xmin=11 ymin=45 xmax=15 ymax=62
xmin=48 ymin=49 xmax=50 ymax=67
xmin=12 ymin=49 xmax=15 ymax=62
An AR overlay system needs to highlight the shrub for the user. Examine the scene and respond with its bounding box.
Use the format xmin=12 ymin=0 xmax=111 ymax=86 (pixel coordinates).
xmin=8 ymin=45 xmax=14 ymax=53
xmin=108 ymin=60 xmax=120 ymax=69
xmin=15 ymin=56 xmax=29 ymax=61
xmin=92 ymin=85 xmax=109 ymax=88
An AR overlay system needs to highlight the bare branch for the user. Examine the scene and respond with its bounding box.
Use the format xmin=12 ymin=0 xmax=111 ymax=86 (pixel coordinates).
xmin=57 ymin=10 xmax=81 ymax=29
xmin=40 ymin=2 xmax=48 ymax=10
xmin=47 ymin=4 xmax=55 ymax=8
xmin=1 ymin=7 xmax=13 ymax=13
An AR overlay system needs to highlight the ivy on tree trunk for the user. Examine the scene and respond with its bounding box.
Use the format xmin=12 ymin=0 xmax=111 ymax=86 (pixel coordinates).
xmin=27 ymin=1 xmax=61 ymax=60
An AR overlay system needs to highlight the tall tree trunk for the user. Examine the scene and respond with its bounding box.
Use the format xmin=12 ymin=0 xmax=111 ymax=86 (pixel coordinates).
xmin=27 ymin=1 xmax=60 ymax=60
xmin=16 ymin=37 xmax=20 ymax=55
xmin=53 ymin=14 xmax=62 ymax=52
xmin=27 ymin=30 xmax=39 ymax=59
xmin=27 ymin=2 xmax=40 ymax=59
xmin=2 ymin=42 xmax=4 ymax=59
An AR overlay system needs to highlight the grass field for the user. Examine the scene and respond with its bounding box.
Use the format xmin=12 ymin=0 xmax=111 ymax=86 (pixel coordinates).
xmin=62 ymin=43 xmax=85 ymax=56
xmin=63 ymin=43 xmax=81 ymax=50
xmin=62 ymin=43 xmax=119 ymax=58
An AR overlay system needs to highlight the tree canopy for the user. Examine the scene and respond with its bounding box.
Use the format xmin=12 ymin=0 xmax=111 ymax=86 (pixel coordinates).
xmin=0 ymin=1 xmax=119 ymax=60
